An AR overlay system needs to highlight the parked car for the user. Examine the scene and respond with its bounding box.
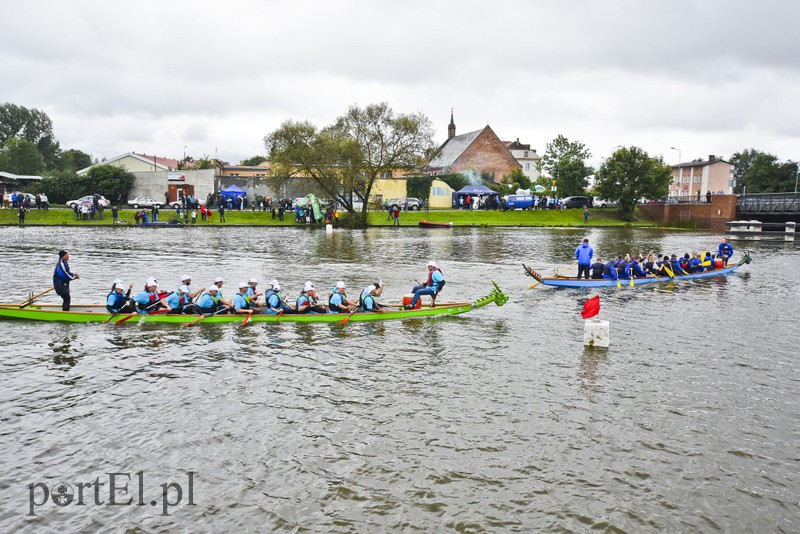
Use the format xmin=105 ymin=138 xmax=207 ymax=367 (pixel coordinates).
xmin=505 ymin=194 xmax=535 ymax=210
xmin=127 ymin=196 xmax=161 ymax=209
xmin=561 ymin=196 xmax=591 ymax=209
xmin=66 ymin=195 xmax=110 ymax=209
xmin=592 ymin=197 xmax=618 ymax=208
xmin=385 ymin=198 xmax=422 ymax=211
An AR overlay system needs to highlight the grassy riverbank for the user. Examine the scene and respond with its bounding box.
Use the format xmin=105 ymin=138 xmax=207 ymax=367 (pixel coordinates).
xmin=0 ymin=207 xmax=657 ymax=227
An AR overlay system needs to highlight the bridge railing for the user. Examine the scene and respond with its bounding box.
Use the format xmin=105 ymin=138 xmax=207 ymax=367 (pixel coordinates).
xmin=737 ymin=192 xmax=800 ymax=214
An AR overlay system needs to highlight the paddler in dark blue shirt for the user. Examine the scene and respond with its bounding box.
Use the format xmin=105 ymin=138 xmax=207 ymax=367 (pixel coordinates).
xmin=53 ymin=250 xmax=80 ymax=311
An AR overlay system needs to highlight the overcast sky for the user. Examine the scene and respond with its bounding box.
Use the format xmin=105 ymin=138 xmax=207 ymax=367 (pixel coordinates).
xmin=3 ymin=0 xmax=798 ymax=168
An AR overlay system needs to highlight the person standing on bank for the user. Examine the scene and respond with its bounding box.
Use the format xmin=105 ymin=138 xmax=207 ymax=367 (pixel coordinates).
xmin=574 ymin=238 xmax=594 ymax=279
xmin=53 ymin=250 xmax=79 ymax=311
xmin=583 ymin=208 xmax=590 ymax=224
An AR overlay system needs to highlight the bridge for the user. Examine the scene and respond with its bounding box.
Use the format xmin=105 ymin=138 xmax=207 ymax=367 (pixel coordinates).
xmin=737 ymin=193 xmax=800 ymax=222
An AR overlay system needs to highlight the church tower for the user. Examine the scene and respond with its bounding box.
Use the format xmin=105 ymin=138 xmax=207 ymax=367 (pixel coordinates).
xmin=448 ymin=109 xmax=456 ymax=139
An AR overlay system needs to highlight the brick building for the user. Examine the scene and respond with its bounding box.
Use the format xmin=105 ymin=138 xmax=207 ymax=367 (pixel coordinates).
xmin=424 ymin=112 xmax=521 ymax=183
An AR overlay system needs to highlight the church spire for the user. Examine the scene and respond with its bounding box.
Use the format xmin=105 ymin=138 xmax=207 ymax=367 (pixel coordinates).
xmin=448 ymin=109 xmax=456 ymax=139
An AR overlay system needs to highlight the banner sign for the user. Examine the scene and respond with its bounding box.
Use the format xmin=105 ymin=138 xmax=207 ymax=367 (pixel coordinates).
xmin=168 ymin=172 xmax=186 ymax=182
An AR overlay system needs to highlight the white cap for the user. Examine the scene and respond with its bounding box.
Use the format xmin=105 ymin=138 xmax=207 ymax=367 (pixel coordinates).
xmin=336 ymin=281 xmax=346 ymax=289
xmin=115 ymin=282 xmax=126 ymax=290
xmin=427 ymin=261 xmax=437 ymax=268
xmin=179 ymin=284 xmax=190 ymax=294
xmin=248 ymin=278 xmax=258 ymax=283
xmin=113 ymin=278 xmax=123 ymax=285
xmin=180 ymin=274 xmax=191 ymax=282
xmin=304 ymin=281 xmax=314 ymax=292
xmin=272 ymin=282 xmax=281 ymax=291
xmin=214 ymin=276 xmax=224 ymax=283
xmin=208 ymin=285 xmax=219 ymax=292
xmin=270 ymin=279 xmax=279 ymax=288
xmin=146 ymin=277 xmax=158 ymax=287
xmin=239 ymin=282 xmax=248 ymax=289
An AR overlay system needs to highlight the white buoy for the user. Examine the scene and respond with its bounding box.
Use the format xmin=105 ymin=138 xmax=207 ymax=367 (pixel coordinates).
xmin=325 ymin=223 xmax=333 ymax=233
xmin=584 ymin=318 xmax=610 ymax=348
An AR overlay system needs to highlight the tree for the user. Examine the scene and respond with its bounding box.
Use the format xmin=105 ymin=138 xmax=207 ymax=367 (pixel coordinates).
xmin=731 ymin=149 xmax=797 ymax=193
xmin=241 ymin=155 xmax=268 ymax=166
xmin=85 ymin=165 xmax=136 ymax=201
xmin=0 ymin=103 xmax=60 ymax=169
xmin=595 ymin=146 xmax=672 ymax=222
xmin=502 ymin=167 xmax=532 ymax=191
xmin=58 ymin=149 xmax=93 ymax=172
xmin=537 ymin=134 xmax=592 ymax=197
xmin=0 ymin=137 xmax=46 ymax=175
xmin=266 ymin=102 xmax=434 ymax=227
xmin=406 ymin=176 xmax=434 ymax=200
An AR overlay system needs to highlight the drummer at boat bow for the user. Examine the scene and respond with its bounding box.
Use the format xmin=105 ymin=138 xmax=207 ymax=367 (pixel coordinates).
xmin=406 ymin=261 xmax=445 ymax=309
xmin=54 ymin=250 xmax=80 ymax=311
xmin=574 ymin=239 xmax=594 ymax=280
xmin=132 ymin=278 xmax=171 ymax=313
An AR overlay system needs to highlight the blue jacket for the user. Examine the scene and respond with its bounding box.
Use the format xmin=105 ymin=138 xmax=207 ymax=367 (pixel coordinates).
xmin=718 ymin=242 xmax=734 ymax=257
xmin=574 ymin=243 xmax=594 ymax=265
xmin=54 ymin=259 xmax=76 ymax=283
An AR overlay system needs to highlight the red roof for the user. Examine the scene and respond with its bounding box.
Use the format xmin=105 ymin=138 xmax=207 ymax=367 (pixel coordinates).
xmin=134 ymin=153 xmax=180 ymax=170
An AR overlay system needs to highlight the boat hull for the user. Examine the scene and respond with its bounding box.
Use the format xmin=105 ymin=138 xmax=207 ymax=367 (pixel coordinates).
xmin=418 ymin=220 xmax=453 ymax=228
xmin=0 ymin=283 xmax=509 ymax=324
xmin=537 ymin=264 xmax=742 ymax=288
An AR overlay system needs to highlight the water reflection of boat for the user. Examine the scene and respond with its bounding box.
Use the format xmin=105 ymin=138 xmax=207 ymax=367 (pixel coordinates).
xmin=524 ymin=254 xmax=752 ymax=288
xmin=0 ymin=283 xmax=508 ymax=324
xmin=418 ymin=220 xmax=453 ymax=228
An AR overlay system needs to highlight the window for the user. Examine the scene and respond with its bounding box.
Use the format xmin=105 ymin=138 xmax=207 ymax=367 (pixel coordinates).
xmin=525 ymin=163 xmax=530 ymax=170
xmin=524 ymin=151 xmax=529 ymax=157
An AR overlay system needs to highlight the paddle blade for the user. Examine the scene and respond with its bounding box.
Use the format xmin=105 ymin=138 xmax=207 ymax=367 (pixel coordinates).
xmin=629 ymin=277 xmax=634 ymax=287
xmin=114 ymin=312 xmax=138 ymax=325
xmin=616 ymin=280 xmax=621 ymax=289
xmin=242 ymin=311 xmax=253 ymax=326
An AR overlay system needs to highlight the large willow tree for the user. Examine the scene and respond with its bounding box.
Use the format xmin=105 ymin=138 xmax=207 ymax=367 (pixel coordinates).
xmin=265 ymin=102 xmax=434 ymax=227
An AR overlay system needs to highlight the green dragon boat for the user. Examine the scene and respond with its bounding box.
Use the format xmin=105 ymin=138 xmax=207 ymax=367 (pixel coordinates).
xmin=0 ymin=283 xmax=508 ymax=324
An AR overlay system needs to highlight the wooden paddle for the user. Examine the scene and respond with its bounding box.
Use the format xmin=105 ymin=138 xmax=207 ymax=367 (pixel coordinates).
xmin=137 ymin=308 xmax=170 ymax=324
xmin=241 ymin=309 xmax=254 ymax=326
xmin=528 ymin=261 xmax=578 ymax=289
xmin=18 ymin=287 xmax=54 ymax=308
xmin=338 ymin=307 xmax=358 ymax=325
xmin=181 ymin=306 xmax=230 ymax=328
xmin=103 ymin=302 xmax=135 ymax=324
xmin=115 ymin=301 xmax=163 ymax=325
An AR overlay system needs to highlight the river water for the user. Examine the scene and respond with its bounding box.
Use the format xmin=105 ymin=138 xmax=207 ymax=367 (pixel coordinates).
xmin=0 ymin=226 xmax=797 ymax=533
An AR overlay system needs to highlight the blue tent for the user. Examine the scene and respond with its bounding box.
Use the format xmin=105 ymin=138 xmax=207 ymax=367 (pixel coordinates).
xmin=219 ymin=185 xmax=246 ymax=199
xmin=457 ymin=185 xmax=497 ymax=195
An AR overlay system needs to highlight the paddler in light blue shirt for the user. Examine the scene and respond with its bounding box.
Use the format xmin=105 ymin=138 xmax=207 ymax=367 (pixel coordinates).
xmin=195 ymin=285 xmax=224 ymax=314
xmin=180 ymin=274 xmax=205 ymax=300
xmin=165 ymin=285 xmax=192 ymax=314
xmin=264 ymin=280 xmax=296 ymax=314
xmin=212 ymin=276 xmax=234 ymax=308
xmin=327 ymin=281 xmax=357 ymax=313
xmin=360 ymin=281 xmax=388 ymax=313
xmin=245 ymin=278 xmax=261 ymax=302
xmin=233 ymin=282 xmax=260 ymax=314
xmin=132 ymin=278 xmax=171 ymax=314
xmin=295 ymin=281 xmax=327 ymax=314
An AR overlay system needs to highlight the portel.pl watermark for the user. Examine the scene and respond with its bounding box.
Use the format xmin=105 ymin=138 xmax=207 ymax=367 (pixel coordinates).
xmin=27 ymin=471 xmax=195 ymax=517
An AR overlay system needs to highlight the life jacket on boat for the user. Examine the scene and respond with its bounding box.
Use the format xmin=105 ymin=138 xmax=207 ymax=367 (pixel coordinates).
xmin=426 ymin=268 xmax=445 ymax=293
xmin=106 ymin=290 xmax=128 ymax=312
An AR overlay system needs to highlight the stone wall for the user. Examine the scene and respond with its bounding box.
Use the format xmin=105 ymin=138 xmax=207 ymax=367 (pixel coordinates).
xmin=639 ymin=195 xmax=737 ymax=230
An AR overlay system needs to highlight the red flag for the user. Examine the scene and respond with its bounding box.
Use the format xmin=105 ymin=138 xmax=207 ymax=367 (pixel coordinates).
xmin=581 ymin=295 xmax=600 ymax=319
